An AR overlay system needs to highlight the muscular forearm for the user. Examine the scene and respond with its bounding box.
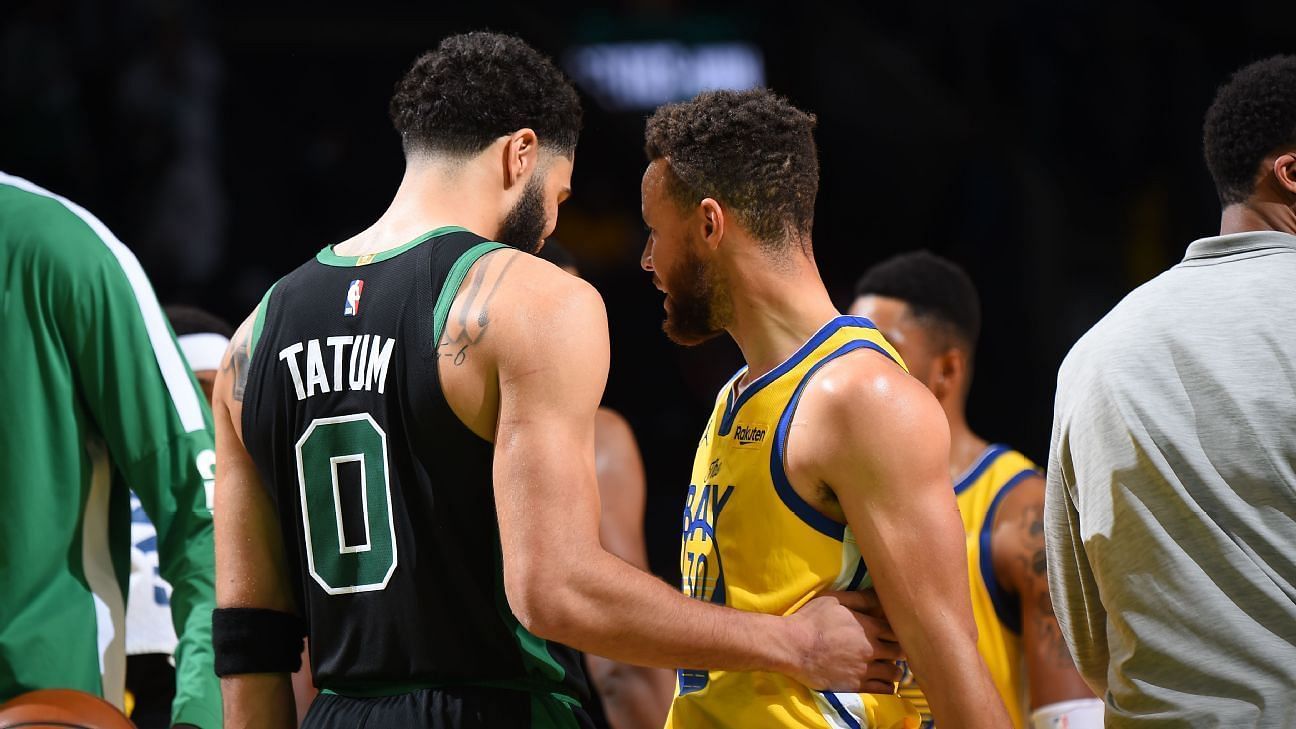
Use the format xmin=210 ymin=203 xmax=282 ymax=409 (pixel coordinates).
xmin=221 ymin=674 xmax=295 ymax=729
xmin=512 ymin=549 xmax=801 ymax=674
xmin=869 ymin=510 xmax=1011 ymax=726
xmin=909 ymin=634 xmax=1008 ymax=728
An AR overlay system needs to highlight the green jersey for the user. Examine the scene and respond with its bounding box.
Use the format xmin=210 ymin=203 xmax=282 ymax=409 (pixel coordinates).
xmin=0 ymin=172 xmax=221 ymax=728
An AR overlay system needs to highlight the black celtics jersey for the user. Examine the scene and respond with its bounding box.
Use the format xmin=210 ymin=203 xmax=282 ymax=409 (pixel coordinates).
xmin=242 ymin=227 xmax=588 ymax=705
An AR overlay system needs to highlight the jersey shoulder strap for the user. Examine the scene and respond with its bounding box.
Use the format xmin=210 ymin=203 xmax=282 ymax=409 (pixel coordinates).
xmin=431 ymin=238 xmax=509 ymax=347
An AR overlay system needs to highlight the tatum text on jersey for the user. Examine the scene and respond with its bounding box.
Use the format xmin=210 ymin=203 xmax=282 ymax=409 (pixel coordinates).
xmin=278 ymin=336 xmax=396 ymax=401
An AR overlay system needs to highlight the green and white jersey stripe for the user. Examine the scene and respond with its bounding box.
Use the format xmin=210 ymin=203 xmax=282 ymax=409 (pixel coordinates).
xmin=0 ymin=172 xmax=221 ymax=728
xmin=0 ymin=172 xmax=206 ymax=433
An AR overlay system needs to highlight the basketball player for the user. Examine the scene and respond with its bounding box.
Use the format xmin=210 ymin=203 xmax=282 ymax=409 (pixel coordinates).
xmin=167 ymin=306 xmax=236 ymax=401
xmin=640 ymin=89 xmax=1010 ymax=728
xmin=212 ymin=33 xmax=902 ymax=729
xmin=850 ymin=252 xmax=1099 ymax=728
xmin=124 ymin=307 xmax=232 ymax=729
xmin=538 ymin=241 xmax=673 ymax=729
xmin=1047 ymin=55 xmax=1296 ymax=724
xmin=0 ymin=172 xmax=220 ymax=728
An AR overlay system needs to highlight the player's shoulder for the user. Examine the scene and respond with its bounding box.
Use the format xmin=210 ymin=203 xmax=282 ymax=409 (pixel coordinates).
xmin=978 ymin=443 xmax=1044 ymax=519
xmin=474 ymin=247 xmax=605 ymax=325
xmin=793 ymin=341 xmax=949 ymax=490
xmin=487 ymin=246 xmax=598 ymax=297
xmin=792 ymin=345 xmax=946 ymax=481
xmin=0 ymin=174 xmax=128 ymax=269
xmin=803 ymin=342 xmax=931 ymax=424
xmin=594 ymin=407 xmax=643 ymax=470
xmin=595 ymin=406 xmax=633 ymax=434
xmin=995 ymin=468 xmax=1045 ymax=512
xmin=594 ymin=406 xmax=637 ymax=452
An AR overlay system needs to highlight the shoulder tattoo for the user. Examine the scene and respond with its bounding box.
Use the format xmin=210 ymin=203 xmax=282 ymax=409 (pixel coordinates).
xmin=222 ymin=320 xmax=253 ymax=402
xmin=438 ymin=252 xmax=518 ymax=366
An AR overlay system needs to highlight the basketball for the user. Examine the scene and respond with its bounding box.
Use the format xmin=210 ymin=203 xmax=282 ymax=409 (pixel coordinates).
xmin=0 ymin=689 xmax=135 ymax=729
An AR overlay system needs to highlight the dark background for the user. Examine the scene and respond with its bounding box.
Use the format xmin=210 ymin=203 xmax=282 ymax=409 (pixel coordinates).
xmin=3 ymin=0 xmax=1292 ymax=578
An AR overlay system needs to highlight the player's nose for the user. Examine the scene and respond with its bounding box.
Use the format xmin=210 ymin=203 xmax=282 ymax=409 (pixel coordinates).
xmin=640 ymin=237 xmax=654 ymax=272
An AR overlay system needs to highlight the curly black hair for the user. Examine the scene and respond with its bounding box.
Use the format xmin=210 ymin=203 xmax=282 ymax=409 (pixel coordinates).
xmin=1203 ymin=55 xmax=1296 ymax=206
xmin=854 ymin=250 xmax=981 ymax=351
xmin=390 ymin=32 xmax=582 ymax=157
xmin=644 ymin=89 xmax=819 ymax=250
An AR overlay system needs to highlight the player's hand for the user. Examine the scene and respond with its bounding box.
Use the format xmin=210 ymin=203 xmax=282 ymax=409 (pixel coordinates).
xmin=826 ymin=587 xmax=887 ymax=620
xmin=782 ymin=593 xmax=905 ymax=694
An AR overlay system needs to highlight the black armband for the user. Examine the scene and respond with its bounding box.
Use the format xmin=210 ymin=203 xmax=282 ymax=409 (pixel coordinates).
xmin=212 ymin=607 xmax=306 ymax=677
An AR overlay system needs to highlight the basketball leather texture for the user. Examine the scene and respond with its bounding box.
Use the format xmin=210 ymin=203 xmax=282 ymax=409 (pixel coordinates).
xmin=0 ymin=689 xmax=135 ymax=729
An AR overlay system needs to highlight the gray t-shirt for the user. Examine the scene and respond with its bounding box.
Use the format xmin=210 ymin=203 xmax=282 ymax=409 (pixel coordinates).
xmin=1047 ymin=230 xmax=1296 ymax=727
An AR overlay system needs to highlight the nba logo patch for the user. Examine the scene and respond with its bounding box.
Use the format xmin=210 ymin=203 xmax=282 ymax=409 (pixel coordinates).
xmin=343 ymin=279 xmax=364 ymax=316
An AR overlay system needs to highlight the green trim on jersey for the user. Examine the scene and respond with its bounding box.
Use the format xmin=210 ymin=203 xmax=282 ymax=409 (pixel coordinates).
xmin=432 ymin=242 xmax=509 ymax=346
xmin=314 ymin=226 xmax=470 ymax=267
xmin=490 ymin=542 xmax=573 ymax=705
xmin=247 ymin=281 xmax=278 ymax=364
xmin=0 ymin=174 xmax=207 ymax=434
xmin=0 ymin=173 xmax=220 ymax=728
xmin=530 ymin=692 xmax=583 ymax=729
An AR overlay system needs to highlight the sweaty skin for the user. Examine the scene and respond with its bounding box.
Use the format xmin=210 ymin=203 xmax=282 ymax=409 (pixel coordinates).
xmin=548 ymin=259 xmax=673 ymax=728
xmin=213 ymin=135 xmax=903 ymax=728
xmin=850 ymin=294 xmax=1094 ymax=711
xmin=640 ymin=158 xmax=1011 ymax=729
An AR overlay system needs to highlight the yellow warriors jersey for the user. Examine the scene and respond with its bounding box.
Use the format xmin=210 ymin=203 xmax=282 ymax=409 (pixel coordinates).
xmin=665 ymin=316 xmax=921 ymax=729
xmin=897 ymin=445 xmax=1039 ymax=728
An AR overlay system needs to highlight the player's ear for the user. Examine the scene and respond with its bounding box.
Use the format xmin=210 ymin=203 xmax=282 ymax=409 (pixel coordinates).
xmin=699 ymin=198 xmax=725 ymax=251
xmin=503 ymin=128 xmax=539 ymax=189
xmin=932 ymin=347 xmax=965 ymax=401
xmin=1274 ymin=150 xmax=1296 ymax=196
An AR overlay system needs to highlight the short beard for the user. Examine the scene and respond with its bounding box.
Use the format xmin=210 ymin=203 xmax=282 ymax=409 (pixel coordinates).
xmin=496 ymin=175 xmax=547 ymax=254
xmin=663 ymin=245 xmax=730 ymax=346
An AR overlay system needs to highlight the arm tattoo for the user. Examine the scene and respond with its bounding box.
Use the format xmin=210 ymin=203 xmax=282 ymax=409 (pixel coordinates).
xmin=222 ymin=324 xmax=252 ymax=402
xmin=1018 ymin=500 xmax=1075 ymax=666
xmin=438 ymin=253 xmax=518 ymax=366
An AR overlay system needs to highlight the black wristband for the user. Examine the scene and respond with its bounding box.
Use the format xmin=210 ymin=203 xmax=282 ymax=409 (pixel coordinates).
xmin=212 ymin=607 xmax=306 ymax=677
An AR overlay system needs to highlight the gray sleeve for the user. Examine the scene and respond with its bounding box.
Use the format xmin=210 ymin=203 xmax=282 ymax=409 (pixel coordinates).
xmin=1045 ymin=390 xmax=1111 ymax=696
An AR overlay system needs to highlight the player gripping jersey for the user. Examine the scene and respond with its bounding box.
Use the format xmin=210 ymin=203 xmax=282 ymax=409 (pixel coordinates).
xmin=212 ymin=34 xmax=897 ymax=729
xmin=671 ymin=318 xmax=919 ymax=728
xmin=640 ymin=90 xmax=1011 ymax=727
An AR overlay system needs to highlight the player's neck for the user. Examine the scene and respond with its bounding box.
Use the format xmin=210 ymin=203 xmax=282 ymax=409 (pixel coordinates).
xmin=946 ymin=415 xmax=989 ymax=483
xmin=336 ymin=163 xmax=502 ymax=256
xmin=1219 ymin=198 xmax=1296 ymax=237
xmin=725 ymin=246 xmax=839 ymax=389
